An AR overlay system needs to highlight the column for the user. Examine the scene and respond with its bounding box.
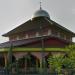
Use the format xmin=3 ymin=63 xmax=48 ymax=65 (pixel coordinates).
xmin=39 ymin=59 xmax=42 ymax=72
xmin=36 ymin=59 xmax=39 ymax=68
xmin=4 ymin=53 xmax=8 ymax=67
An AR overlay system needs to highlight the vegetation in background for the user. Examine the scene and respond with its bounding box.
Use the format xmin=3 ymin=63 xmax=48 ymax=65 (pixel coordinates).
xmin=48 ymin=44 xmax=75 ymax=74
xmin=48 ymin=55 xmax=63 ymax=74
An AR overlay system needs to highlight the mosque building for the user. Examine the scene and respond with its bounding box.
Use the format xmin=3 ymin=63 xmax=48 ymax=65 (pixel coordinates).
xmin=0 ymin=6 xmax=75 ymax=70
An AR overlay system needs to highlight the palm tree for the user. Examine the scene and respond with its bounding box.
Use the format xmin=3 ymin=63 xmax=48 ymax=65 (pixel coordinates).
xmin=48 ymin=55 xmax=63 ymax=74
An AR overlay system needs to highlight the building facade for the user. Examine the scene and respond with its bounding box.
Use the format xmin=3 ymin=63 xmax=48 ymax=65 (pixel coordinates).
xmin=0 ymin=8 xmax=75 ymax=71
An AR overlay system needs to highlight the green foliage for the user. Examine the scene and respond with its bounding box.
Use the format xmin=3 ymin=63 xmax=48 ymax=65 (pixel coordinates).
xmin=48 ymin=55 xmax=63 ymax=74
xmin=62 ymin=57 xmax=74 ymax=69
xmin=48 ymin=44 xmax=75 ymax=74
xmin=67 ymin=44 xmax=75 ymax=50
xmin=66 ymin=44 xmax=75 ymax=69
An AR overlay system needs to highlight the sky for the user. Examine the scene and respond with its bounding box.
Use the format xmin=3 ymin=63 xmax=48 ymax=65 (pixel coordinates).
xmin=0 ymin=0 xmax=75 ymax=43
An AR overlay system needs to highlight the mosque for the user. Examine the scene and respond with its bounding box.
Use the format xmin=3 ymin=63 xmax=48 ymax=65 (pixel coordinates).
xmin=0 ymin=5 xmax=75 ymax=72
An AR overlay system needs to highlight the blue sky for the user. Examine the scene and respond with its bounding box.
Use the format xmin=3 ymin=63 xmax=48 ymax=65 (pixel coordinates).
xmin=0 ymin=0 xmax=75 ymax=43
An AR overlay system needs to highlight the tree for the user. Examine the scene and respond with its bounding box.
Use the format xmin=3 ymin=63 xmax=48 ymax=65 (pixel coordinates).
xmin=48 ymin=55 xmax=63 ymax=74
xmin=64 ymin=44 xmax=75 ymax=69
xmin=48 ymin=44 xmax=75 ymax=74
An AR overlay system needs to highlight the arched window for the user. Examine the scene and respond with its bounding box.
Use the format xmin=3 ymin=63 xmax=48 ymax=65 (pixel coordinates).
xmin=17 ymin=53 xmax=40 ymax=68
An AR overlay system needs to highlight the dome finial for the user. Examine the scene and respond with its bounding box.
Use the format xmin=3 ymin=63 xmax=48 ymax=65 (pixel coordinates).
xmin=32 ymin=1 xmax=50 ymax=19
xmin=40 ymin=0 xmax=42 ymax=10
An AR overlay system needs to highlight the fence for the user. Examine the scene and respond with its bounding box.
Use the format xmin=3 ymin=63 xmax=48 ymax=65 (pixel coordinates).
xmin=0 ymin=68 xmax=75 ymax=75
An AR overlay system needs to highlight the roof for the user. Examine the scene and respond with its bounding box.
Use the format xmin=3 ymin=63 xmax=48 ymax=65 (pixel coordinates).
xmin=3 ymin=18 xmax=50 ymax=36
xmin=0 ymin=35 xmax=71 ymax=48
xmin=2 ymin=17 xmax=75 ymax=37
xmin=0 ymin=38 xmax=38 ymax=48
xmin=32 ymin=9 xmax=50 ymax=19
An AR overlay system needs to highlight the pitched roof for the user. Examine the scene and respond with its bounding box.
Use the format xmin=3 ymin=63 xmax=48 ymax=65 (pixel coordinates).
xmin=2 ymin=17 xmax=75 ymax=37
xmin=0 ymin=38 xmax=38 ymax=48
xmin=0 ymin=35 xmax=71 ymax=48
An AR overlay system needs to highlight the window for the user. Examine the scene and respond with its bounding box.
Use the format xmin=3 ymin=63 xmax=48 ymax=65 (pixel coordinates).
xmin=36 ymin=32 xmax=39 ymax=37
xmin=26 ymin=34 xmax=28 ymax=39
xmin=16 ymin=36 xmax=19 ymax=40
xmin=57 ymin=32 xmax=60 ymax=37
xmin=48 ymin=29 xmax=51 ymax=35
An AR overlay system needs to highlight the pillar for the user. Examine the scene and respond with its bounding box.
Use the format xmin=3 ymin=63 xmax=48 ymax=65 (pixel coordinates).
xmin=39 ymin=59 xmax=42 ymax=71
xmin=25 ymin=56 xmax=27 ymax=72
xmin=36 ymin=59 xmax=39 ymax=68
xmin=4 ymin=53 xmax=8 ymax=67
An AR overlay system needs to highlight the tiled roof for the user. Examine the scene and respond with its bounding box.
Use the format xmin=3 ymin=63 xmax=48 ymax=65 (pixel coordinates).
xmin=2 ymin=17 xmax=75 ymax=37
xmin=0 ymin=35 xmax=71 ymax=48
xmin=0 ymin=38 xmax=39 ymax=48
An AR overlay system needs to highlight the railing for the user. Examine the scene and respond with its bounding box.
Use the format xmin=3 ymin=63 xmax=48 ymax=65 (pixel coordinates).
xmin=0 ymin=68 xmax=75 ymax=75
